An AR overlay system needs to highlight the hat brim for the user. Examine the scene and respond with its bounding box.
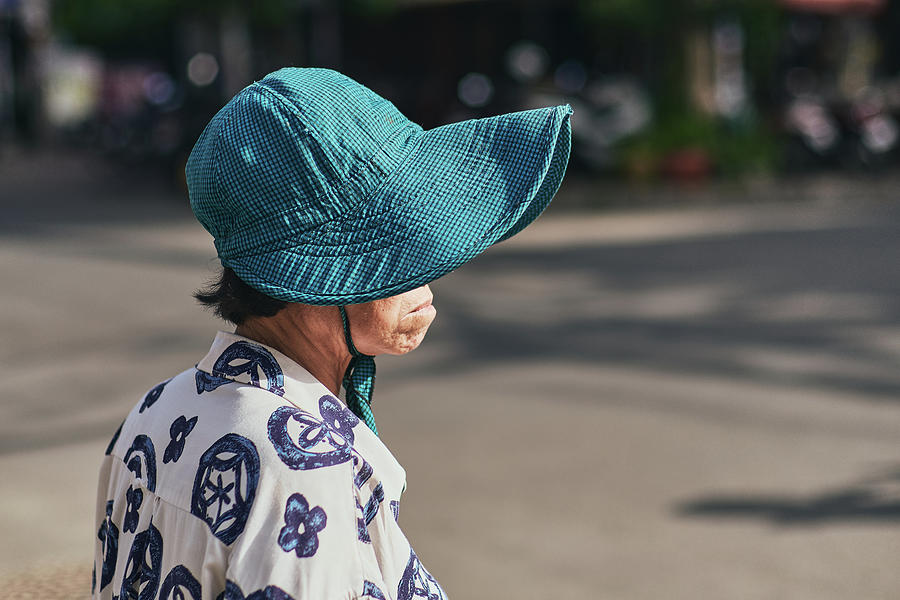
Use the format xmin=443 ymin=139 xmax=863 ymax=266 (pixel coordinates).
xmin=225 ymin=104 xmax=572 ymax=305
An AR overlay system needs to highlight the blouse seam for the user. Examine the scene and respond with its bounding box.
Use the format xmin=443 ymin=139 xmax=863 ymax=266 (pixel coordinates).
xmin=106 ymin=456 xmax=231 ymax=556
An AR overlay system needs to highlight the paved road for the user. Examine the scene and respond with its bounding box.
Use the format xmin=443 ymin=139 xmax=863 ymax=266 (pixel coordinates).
xmin=1 ymin=153 xmax=899 ymax=599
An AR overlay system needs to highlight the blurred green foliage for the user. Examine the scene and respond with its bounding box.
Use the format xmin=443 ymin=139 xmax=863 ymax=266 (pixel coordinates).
xmin=618 ymin=113 xmax=778 ymax=178
xmin=579 ymin=0 xmax=782 ymax=177
xmin=53 ymin=0 xmax=295 ymax=50
xmin=344 ymin=0 xmax=402 ymax=17
xmin=579 ymin=0 xmax=781 ymax=108
xmin=578 ymin=0 xmax=692 ymax=31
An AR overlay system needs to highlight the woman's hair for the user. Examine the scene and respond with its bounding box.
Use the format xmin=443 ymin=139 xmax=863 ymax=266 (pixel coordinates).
xmin=194 ymin=267 xmax=288 ymax=324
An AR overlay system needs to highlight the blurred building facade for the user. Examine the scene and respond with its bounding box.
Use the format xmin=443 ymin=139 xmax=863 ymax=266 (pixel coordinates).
xmin=2 ymin=0 xmax=900 ymax=183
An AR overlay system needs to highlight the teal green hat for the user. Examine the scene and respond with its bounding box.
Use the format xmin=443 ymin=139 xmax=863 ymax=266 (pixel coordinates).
xmin=187 ymin=67 xmax=571 ymax=305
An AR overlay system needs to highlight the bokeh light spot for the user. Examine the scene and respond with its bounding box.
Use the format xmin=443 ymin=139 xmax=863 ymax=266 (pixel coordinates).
xmin=457 ymin=73 xmax=494 ymax=108
xmin=187 ymin=53 xmax=220 ymax=87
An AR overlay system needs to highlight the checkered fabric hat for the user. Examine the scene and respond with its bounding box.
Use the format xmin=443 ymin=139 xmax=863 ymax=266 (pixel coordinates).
xmin=187 ymin=67 xmax=572 ymax=305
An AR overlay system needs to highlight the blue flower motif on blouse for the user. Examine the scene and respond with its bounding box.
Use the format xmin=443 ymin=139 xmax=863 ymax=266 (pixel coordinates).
xmin=124 ymin=435 xmax=157 ymax=493
xmin=268 ymin=395 xmax=359 ymax=471
xmin=199 ymin=341 xmax=285 ymax=396
xmin=123 ymin=485 xmax=144 ymax=534
xmin=319 ymin=394 xmax=358 ymax=441
xmin=164 ymin=415 xmax=198 ymax=464
xmin=364 ymin=483 xmax=384 ymax=525
xmin=139 ymin=379 xmax=170 ymax=413
xmin=361 ymin=581 xmax=386 ymax=599
xmin=356 ymin=497 xmax=370 ymax=543
xmin=217 ymin=581 xmax=296 ymax=600
xmin=357 ymin=482 xmax=385 ymax=542
xmin=159 ymin=565 xmax=201 ymax=600
xmin=191 ymin=434 xmax=260 ymax=545
xmin=97 ymin=500 xmax=119 ymax=591
xmin=278 ymin=493 xmax=327 ymax=558
xmin=391 ymin=500 xmax=401 ymax=522
xmin=353 ymin=454 xmax=373 ymax=488
xmin=196 ymin=371 xmax=233 ymax=394
xmin=105 ymin=420 xmax=124 ymax=456
xmin=120 ymin=522 xmax=163 ymax=600
xmin=398 ymin=548 xmax=446 ymax=600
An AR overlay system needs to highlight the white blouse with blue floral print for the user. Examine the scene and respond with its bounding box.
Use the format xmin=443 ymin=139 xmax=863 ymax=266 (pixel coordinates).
xmin=93 ymin=331 xmax=446 ymax=600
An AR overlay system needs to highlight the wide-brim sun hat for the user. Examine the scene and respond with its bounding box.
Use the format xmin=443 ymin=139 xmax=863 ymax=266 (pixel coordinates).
xmin=187 ymin=67 xmax=572 ymax=305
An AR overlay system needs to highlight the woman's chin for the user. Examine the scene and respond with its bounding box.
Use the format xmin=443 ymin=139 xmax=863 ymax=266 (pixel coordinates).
xmin=389 ymin=326 xmax=432 ymax=355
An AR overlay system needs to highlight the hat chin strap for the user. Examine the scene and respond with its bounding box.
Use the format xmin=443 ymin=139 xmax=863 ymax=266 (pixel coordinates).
xmin=338 ymin=306 xmax=378 ymax=436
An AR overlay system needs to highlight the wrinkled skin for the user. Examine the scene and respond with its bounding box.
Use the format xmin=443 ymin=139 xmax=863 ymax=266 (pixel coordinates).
xmin=344 ymin=285 xmax=436 ymax=356
xmin=235 ymin=285 xmax=436 ymax=394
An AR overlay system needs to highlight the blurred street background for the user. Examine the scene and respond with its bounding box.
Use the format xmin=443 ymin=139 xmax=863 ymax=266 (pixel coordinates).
xmin=1 ymin=0 xmax=899 ymax=599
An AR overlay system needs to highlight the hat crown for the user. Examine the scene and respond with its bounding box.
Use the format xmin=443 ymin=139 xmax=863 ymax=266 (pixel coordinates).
xmin=186 ymin=68 xmax=419 ymax=252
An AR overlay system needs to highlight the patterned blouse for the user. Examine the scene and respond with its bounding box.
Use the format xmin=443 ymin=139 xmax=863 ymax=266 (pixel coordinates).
xmin=93 ymin=331 xmax=447 ymax=600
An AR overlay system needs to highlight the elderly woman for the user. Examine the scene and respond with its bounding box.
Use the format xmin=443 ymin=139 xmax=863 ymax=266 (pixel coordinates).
xmin=93 ymin=68 xmax=571 ymax=600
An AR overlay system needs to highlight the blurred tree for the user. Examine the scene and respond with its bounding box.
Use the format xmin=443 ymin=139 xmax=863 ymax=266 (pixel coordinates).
xmin=345 ymin=0 xmax=400 ymax=17
xmin=579 ymin=0 xmax=684 ymax=31
xmin=52 ymin=0 xmax=295 ymax=54
xmin=579 ymin=0 xmax=782 ymax=177
xmin=579 ymin=0 xmax=779 ymax=113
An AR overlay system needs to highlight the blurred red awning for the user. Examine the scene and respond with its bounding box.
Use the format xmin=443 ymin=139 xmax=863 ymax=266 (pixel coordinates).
xmin=778 ymin=0 xmax=886 ymax=15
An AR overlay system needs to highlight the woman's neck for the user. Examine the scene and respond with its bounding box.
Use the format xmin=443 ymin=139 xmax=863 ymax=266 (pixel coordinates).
xmin=235 ymin=304 xmax=350 ymax=395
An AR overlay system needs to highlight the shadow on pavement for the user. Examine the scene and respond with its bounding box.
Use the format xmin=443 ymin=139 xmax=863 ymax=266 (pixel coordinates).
xmin=422 ymin=212 xmax=900 ymax=403
xmin=676 ymin=466 xmax=900 ymax=525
